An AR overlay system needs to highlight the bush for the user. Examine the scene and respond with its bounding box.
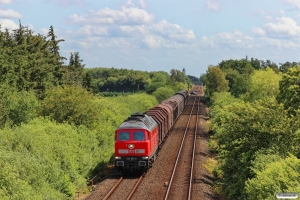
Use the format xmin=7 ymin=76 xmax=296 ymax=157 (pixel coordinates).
xmin=152 ymin=87 xmax=175 ymax=103
xmin=40 ymin=85 xmax=101 ymax=129
xmin=246 ymin=154 xmax=300 ymax=200
xmin=0 ymin=84 xmax=39 ymax=127
xmin=0 ymin=118 xmax=102 ymax=199
xmin=208 ymin=138 xmax=218 ymax=153
xmin=212 ymin=99 xmax=299 ymax=199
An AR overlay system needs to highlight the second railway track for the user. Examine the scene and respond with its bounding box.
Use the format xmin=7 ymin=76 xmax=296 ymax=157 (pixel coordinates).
xmin=164 ymin=95 xmax=200 ymax=200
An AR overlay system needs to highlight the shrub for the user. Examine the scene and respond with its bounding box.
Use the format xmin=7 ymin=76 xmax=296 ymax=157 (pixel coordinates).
xmin=246 ymin=154 xmax=300 ymax=200
xmin=0 ymin=84 xmax=39 ymax=127
xmin=40 ymin=85 xmax=101 ymax=129
xmin=152 ymin=87 xmax=175 ymax=103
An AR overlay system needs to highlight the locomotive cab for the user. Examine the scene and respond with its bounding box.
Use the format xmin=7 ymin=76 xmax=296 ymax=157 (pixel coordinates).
xmin=115 ymin=129 xmax=150 ymax=170
xmin=114 ymin=113 xmax=158 ymax=172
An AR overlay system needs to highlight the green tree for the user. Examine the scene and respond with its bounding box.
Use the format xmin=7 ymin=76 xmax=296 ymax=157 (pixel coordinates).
xmin=276 ymin=66 xmax=300 ymax=113
xmin=222 ymin=68 xmax=249 ymax=97
xmin=249 ymin=57 xmax=262 ymax=70
xmin=170 ymin=69 xmax=186 ymax=83
xmin=210 ymin=92 xmax=242 ymax=115
xmin=218 ymin=59 xmax=254 ymax=97
xmin=0 ymin=23 xmax=66 ymax=93
xmin=260 ymin=59 xmax=279 ymax=72
xmin=187 ymin=75 xmax=200 ymax=85
xmin=0 ymin=118 xmax=103 ymax=199
xmin=152 ymin=87 xmax=175 ymax=103
xmin=279 ymin=61 xmax=299 ymax=73
xmin=0 ymin=84 xmax=39 ymax=127
xmin=243 ymin=68 xmax=282 ymax=102
xmin=246 ymin=154 xmax=300 ymax=200
xmin=86 ymin=68 xmax=152 ymax=93
xmin=204 ymin=65 xmax=229 ymax=96
xmin=62 ymin=52 xmax=85 ymax=85
xmin=199 ymin=73 xmax=206 ymax=85
xmin=219 ymin=58 xmax=254 ymax=74
xmin=40 ymin=85 xmax=101 ymax=128
xmin=46 ymin=25 xmax=66 ymax=84
xmin=213 ymin=99 xmax=299 ymax=199
xmin=146 ymin=71 xmax=169 ymax=93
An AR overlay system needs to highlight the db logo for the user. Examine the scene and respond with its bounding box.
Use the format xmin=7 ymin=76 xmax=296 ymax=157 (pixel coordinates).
xmin=129 ymin=150 xmax=134 ymax=153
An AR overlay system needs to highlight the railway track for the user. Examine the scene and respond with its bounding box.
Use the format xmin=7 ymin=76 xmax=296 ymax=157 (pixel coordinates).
xmin=103 ymin=173 xmax=144 ymax=200
xmin=164 ymin=95 xmax=200 ymax=200
xmin=84 ymin=85 xmax=212 ymax=200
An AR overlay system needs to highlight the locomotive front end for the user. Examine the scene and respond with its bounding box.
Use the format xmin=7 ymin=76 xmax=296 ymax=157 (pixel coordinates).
xmin=114 ymin=113 xmax=158 ymax=173
xmin=115 ymin=129 xmax=151 ymax=171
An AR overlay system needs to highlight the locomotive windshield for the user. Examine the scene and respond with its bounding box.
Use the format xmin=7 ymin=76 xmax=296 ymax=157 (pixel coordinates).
xmin=118 ymin=132 xmax=130 ymax=141
xmin=134 ymin=132 xmax=145 ymax=141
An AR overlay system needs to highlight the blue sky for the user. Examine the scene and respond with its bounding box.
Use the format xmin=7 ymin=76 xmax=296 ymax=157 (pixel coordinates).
xmin=1 ymin=0 xmax=300 ymax=77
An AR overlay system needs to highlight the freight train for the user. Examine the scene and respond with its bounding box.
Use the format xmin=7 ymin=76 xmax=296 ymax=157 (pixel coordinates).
xmin=114 ymin=90 xmax=189 ymax=172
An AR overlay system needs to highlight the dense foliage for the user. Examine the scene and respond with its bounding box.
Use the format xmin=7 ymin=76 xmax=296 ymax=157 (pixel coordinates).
xmin=207 ymin=58 xmax=300 ymax=199
xmin=0 ymin=24 xmax=66 ymax=92
xmin=204 ymin=65 xmax=229 ymax=96
xmin=277 ymin=66 xmax=300 ymax=113
xmin=246 ymin=154 xmax=300 ymax=200
xmin=84 ymin=68 xmax=190 ymax=95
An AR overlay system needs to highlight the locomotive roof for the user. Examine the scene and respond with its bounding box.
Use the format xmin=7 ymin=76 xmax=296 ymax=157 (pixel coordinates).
xmin=117 ymin=113 xmax=158 ymax=132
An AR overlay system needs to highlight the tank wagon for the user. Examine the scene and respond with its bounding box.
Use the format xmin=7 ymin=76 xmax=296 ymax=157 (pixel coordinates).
xmin=114 ymin=90 xmax=188 ymax=172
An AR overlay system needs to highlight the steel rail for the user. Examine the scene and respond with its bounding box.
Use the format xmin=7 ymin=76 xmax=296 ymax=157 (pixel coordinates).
xmin=188 ymin=95 xmax=200 ymax=200
xmin=103 ymin=177 xmax=123 ymax=200
xmin=164 ymin=97 xmax=196 ymax=200
xmin=126 ymin=173 xmax=144 ymax=200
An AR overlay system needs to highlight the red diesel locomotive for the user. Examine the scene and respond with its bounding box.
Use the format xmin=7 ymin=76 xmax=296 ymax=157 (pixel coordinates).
xmin=114 ymin=90 xmax=188 ymax=172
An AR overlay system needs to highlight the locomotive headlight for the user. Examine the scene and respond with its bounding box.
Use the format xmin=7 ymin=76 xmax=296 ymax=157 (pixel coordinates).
xmin=128 ymin=144 xmax=135 ymax=149
xmin=115 ymin=157 xmax=121 ymax=159
xmin=142 ymin=156 xmax=148 ymax=159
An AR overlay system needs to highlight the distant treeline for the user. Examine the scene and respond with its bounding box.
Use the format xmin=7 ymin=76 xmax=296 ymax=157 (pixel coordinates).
xmin=85 ymin=68 xmax=191 ymax=94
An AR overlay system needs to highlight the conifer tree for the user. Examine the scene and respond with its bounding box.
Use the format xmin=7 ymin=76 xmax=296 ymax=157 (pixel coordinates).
xmin=46 ymin=25 xmax=66 ymax=85
xmin=62 ymin=52 xmax=85 ymax=85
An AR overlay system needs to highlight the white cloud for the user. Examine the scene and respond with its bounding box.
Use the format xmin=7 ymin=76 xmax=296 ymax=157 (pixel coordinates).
xmin=264 ymin=17 xmax=300 ymax=38
xmin=282 ymin=0 xmax=300 ymax=9
xmin=40 ymin=28 xmax=49 ymax=35
xmin=151 ymin=20 xmax=196 ymax=43
xmin=44 ymin=0 xmax=86 ymax=6
xmin=206 ymin=0 xmax=220 ymax=12
xmin=0 ymin=0 xmax=12 ymax=4
xmin=279 ymin=10 xmax=285 ymax=17
xmin=142 ymin=35 xmax=162 ymax=48
xmin=0 ymin=19 xmax=18 ymax=30
xmin=257 ymin=37 xmax=299 ymax=49
xmin=118 ymin=25 xmax=148 ymax=37
xmin=75 ymin=26 xmax=109 ymax=37
xmin=200 ymin=30 xmax=254 ymax=49
xmin=68 ymin=3 xmax=154 ymax=26
xmin=139 ymin=0 xmax=147 ymax=9
xmin=252 ymin=27 xmax=266 ymax=36
xmin=65 ymin=2 xmax=195 ymax=50
xmin=0 ymin=9 xmax=22 ymax=18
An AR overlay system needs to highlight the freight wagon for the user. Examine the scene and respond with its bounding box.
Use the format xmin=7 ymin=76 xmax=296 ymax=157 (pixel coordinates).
xmin=114 ymin=90 xmax=188 ymax=172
